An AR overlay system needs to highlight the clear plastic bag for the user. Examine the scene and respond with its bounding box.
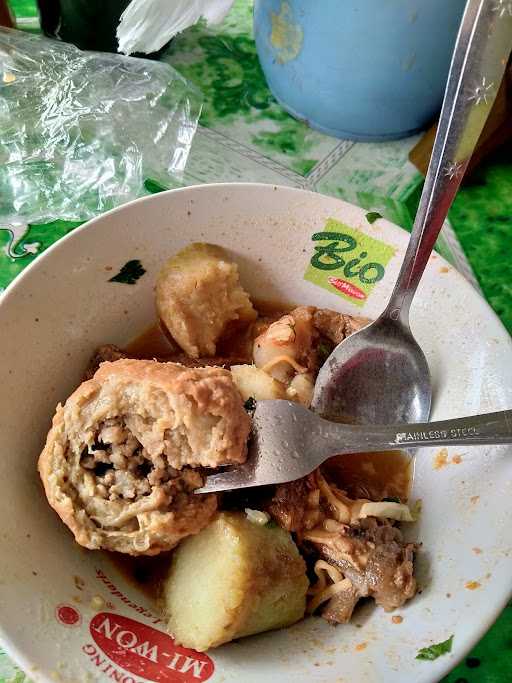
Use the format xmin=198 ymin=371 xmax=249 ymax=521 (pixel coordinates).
xmin=0 ymin=28 xmax=202 ymax=223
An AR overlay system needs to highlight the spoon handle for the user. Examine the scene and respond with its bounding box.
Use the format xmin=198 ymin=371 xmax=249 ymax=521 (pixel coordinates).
xmin=314 ymin=409 xmax=512 ymax=460
xmin=384 ymin=0 xmax=512 ymax=322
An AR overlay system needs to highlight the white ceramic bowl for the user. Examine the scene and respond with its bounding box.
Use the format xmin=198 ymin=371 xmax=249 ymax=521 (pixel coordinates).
xmin=1 ymin=184 xmax=511 ymax=683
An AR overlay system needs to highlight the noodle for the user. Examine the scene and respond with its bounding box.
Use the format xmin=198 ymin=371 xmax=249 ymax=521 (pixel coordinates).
xmin=323 ymin=518 xmax=345 ymax=533
xmin=279 ymin=451 xmax=415 ymax=621
xmin=313 ymin=559 xmax=344 ymax=585
xmin=303 ymin=529 xmax=339 ymax=546
xmin=302 ymin=474 xmax=369 ymax=580
xmin=315 ymin=470 xmax=352 ymax=523
xmin=307 ymin=488 xmax=320 ymax=508
xmin=307 ymin=559 xmax=353 ymax=614
xmin=303 ymin=528 xmax=359 ymax=571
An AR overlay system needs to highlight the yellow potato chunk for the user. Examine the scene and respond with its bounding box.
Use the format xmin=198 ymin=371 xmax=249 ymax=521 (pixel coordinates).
xmin=231 ymin=364 xmax=286 ymax=401
xmin=162 ymin=512 xmax=309 ymax=651
xmin=156 ymin=243 xmax=257 ymax=358
xmin=285 ymin=372 xmax=314 ymax=407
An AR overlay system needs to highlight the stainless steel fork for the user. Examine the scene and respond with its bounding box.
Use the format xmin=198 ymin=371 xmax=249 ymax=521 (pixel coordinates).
xmin=196 ymin=400 xmax=512 ymax=493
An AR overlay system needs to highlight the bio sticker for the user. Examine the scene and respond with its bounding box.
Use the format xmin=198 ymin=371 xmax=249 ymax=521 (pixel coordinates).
xmin=304 ymin=218 xmax=395 ymax=307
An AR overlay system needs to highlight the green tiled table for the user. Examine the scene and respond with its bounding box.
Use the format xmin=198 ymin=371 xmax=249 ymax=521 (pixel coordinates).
xmin=1 ymin=1 xmax=511 ymax=681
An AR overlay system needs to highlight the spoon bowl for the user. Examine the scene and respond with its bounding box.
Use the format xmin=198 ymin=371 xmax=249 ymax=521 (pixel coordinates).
xmin=312 ymin=316 xmax=431 ymax=424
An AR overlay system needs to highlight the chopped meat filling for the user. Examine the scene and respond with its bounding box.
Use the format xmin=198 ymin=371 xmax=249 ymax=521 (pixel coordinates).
xmin=79 ymin=417 xmax=202 ymax=504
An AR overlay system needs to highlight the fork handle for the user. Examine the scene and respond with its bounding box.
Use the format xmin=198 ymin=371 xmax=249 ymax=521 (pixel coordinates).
xmin=196 ymin=404 xmax=512 ymax=493
xmin=315 ymin=409 xmax=512 ymax=459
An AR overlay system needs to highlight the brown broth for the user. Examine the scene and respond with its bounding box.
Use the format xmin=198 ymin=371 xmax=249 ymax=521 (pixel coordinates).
xmin=110 ymin=302 xmax=412 ymax=594
xmin=107 ymin=551 xmax=171 ymax=602
xmin=125 ymin=299 xmax=293 ymax=363
xmin=252 ymin=298 xmax=293 ymax=317
xmin=323 ymin=450 xmax=411 ymax=502
xmin=124 ymin=321 xmax=179 ymax=360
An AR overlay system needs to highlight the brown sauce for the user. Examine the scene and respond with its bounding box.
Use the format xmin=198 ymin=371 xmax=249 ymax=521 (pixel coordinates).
xmin=107 ymin=551 xmax=172 ymax=602
xmin=323 ymin=451 xmax=411 ymax=502
xmin=124 ymin=299 xmax=292 ymax=363
xmin=252 ymin=298 xmax=293 ymax=317
xmin=110 ymin=300 xmax=412 ymax=595
xmin=125 ymin=321 xmax=179 ymax=359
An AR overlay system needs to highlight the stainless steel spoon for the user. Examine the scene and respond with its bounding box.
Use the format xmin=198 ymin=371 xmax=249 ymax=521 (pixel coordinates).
xmin=312 ymin=0 xmax=512 ymax=425
xmin=197 ymin=400 xmax=512 ymax=493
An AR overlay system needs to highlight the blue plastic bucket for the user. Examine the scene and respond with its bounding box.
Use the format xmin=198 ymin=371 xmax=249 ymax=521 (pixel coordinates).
xmin=253 ymin=0 xmax=467 ymax=141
